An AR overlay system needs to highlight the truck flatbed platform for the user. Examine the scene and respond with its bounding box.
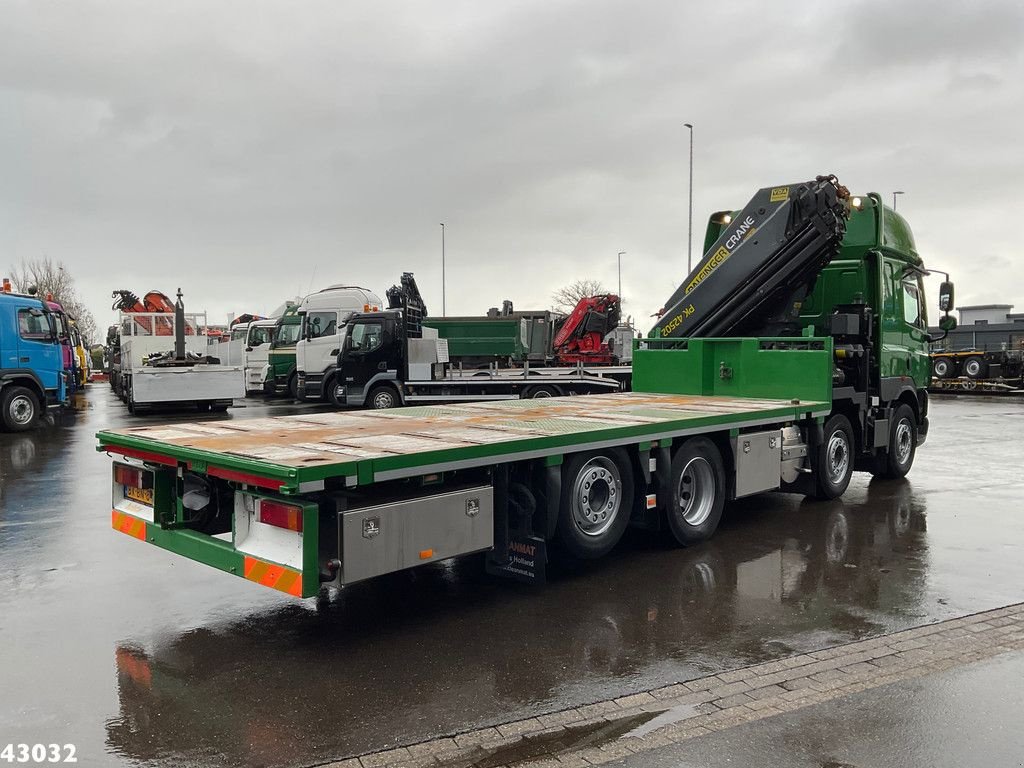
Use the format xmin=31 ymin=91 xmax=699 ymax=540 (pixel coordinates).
xmin=98 ymin=392 xmax=828 ymax=493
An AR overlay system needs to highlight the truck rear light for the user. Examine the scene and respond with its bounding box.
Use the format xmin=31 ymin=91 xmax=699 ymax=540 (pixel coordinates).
xmin=114 ymin=463 xmax=145 ymax=489
xmin=258 ymin=499 xmax=303 ymax=532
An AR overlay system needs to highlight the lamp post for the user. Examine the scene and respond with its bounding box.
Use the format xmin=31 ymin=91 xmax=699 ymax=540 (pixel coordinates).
xmin=617 ymin=251 xmax=626 ymax=303
xmin=684 ymin=122 xmax=694 ymax=273
xmin=439 ymin=222 xmax=446 ymax=315
xmin=892 ymin=191 xmax=904 ymax=211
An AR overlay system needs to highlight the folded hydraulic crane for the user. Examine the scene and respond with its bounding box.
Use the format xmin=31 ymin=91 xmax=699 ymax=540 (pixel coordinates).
xmin=652 ymin=175 xmax=849 ymax=339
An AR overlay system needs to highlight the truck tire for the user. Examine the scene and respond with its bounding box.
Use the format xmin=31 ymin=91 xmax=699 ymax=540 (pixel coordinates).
xmin=813 ymin=414 xmax=854 ymax=500
xmin=1 ymin=386 xmax=39 ymax=432
xmin=327 ymin=376 xmax=345 ymax=407
xmin=556 ymin=449 xmax=633 ymax=559
xmin=665 ymin=437 xmax=726 ymax=546
xmin=872 ymin=403 xmax=917 ymax=479
xmin=287 ymin=372 xmax=298 ymax=400
xmin=525 ymin=385 xmax=560 ymax=399
xmin=932 ymin=357 xmax=954 ymax=379
xmin=964 ymin=355 xmax=986 ymax=379
xmin=367 ymin=385 xmax=398 ymax=410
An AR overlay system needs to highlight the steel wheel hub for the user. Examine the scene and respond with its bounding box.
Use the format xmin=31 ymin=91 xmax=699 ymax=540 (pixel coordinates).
xmin=9 ymin=396 xmax=32 ymax=425
xmin=571 ymin=457 xmax=621 ymax=537
xmin=894 ymin=418 xmax=913 ymax=464
xmin=679 ymin=457 xmax=715 ymax=526
xmin=826 ymin=431 xmax=849 ymax=484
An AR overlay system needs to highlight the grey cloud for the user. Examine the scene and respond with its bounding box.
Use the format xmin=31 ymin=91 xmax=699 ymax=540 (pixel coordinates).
xmin=1 ymin=0 xmax=1022 ymax=328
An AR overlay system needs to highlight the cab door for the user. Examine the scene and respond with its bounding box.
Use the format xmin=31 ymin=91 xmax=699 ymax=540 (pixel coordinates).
xmin=342 ymin=318 xmax=396 ymax=393
xmin=16 ymin=307 xmax=63 ymax=393
xmin=878 ymin=258 xmax=909 ymax=378
xmin=301 ymin=310 xmax=341 ymax=378
xmin=900 ymin=274 xmax=931 ymax=387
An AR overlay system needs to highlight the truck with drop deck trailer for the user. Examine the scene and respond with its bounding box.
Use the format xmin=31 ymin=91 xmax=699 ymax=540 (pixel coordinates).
xmin=98 ymin=176 xmax=957 ymax=597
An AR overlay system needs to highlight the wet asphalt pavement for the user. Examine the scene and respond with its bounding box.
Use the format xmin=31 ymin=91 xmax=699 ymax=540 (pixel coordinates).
xmin=608 ymin=649 xmax=1024 ymax=768
xmin=2 ymin=389 xmax=1023 ymax=767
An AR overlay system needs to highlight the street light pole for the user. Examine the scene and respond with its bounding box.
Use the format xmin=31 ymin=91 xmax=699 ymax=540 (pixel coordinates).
xmin=892 ymin=190 xmax=904 ymax=211
xmin=617 ymin=251 xmax=626 ymax=302
xmin=439 ymin=222 xmax=446 ymax=315
xmin=684 ymin=123 xmax=694 ymax=274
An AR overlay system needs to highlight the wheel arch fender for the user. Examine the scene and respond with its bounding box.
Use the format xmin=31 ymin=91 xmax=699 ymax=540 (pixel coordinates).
xmin=0 ymin=371 xmax=46 ymax=402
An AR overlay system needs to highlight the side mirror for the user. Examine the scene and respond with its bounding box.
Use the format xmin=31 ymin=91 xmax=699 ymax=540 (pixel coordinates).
xmin=939 ymin=281 xmax=955 ymax=313
xmin=939 ymin=315 xmax=957 ymax=332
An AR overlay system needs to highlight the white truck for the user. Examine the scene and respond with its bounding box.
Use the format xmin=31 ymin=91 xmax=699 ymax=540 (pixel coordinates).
xmin=294 ymin=285 xmax=382 ymax=401
xmin=116 ymin=304 xmax=244 ymax=414
xmin=242 ymin=319 xmax=277 ymax=394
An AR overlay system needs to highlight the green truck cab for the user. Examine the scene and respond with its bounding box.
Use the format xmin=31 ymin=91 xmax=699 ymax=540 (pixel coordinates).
xmin=262 ymin=305 xmax=301 ymax=398
xmin=697 ymin=189 xmax=954 ymax=489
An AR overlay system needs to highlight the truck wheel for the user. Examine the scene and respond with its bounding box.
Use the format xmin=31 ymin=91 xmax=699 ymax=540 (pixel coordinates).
xmin=287 ymin=373 xmax=298 ymax=400
xmin=556 ymin=449 xmax=633 ymax=559
xmin=813 ymin=414 xmax=854 ymax=500
xmin=526 ymin=385 xmax=559 ymax=399
xmin=932 ymin=357 xmax=953 ymax=379
xmin=327 ymin=376 xmax=345 ymax=407
xmin=367 ymin=385 xmax=398 ymax=410
xmin=873 ymin=403 xmax=917 ymax=479
xmin=964 ymin=355 xmax=986 ymax=379
xmin=1 ymin=386 xmax=39 ymax=432
xmin=665 ymin=437 xmax=726 ymax=546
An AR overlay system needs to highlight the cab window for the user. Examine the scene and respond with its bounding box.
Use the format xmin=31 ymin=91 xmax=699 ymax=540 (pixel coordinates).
xmin=248 ymin=326 xmax=272 ymax=346
xmin=349 ymin=322 xmax=383 ymax=352
xmin=306 ymin=312 xmax=337 ymax=339
xmin=902 ymin=279 xmax=922 ymax=328
xmin=274 ymin=323 xmax=300 ymax=347
xmin=18 ymin=309 xmax=52 ymax=341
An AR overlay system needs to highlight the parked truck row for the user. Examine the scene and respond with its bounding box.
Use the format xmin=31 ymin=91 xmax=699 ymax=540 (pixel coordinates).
xmin=0 ymin=278 xmax=94 ymax=431
xmin=100 ymin=176 xmax=958 ymax=599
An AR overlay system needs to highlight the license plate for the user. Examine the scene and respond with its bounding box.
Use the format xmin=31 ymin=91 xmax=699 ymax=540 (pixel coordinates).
xmin=125 ymin=486 xmax=154 ymax=506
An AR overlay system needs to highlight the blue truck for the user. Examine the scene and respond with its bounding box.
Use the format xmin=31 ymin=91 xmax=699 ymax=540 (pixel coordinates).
xmin=0 ymin=286 xmax=69 ymax=431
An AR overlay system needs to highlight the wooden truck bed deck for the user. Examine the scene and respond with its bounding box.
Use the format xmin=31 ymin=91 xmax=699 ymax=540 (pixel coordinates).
xmin=98 ymin=392 xmax=829 ymax=493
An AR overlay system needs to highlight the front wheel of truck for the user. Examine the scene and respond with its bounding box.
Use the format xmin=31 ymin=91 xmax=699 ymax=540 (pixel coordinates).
xmin=1 ymin=386 xmax=39 ymax=432
xmin=666 ymin=437 xmax=726 ymax=546
xmin=367 ymin=385 xmax=398 ymax=410
xmin=871 ymin=403 xmax=917 ymax=479
xmin=813 ymin=414 xmax=854 ymax=500
xmin=557 ymin=449 xmax=633 ymax=559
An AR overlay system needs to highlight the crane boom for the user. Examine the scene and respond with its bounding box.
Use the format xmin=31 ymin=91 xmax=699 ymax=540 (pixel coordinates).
xmin=652 ymin=175 xmax=849 ymax=339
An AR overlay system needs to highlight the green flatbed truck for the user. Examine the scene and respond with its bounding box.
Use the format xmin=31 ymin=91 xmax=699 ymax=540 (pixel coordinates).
xmin=98 ymin=176 xmax=957 ymax=597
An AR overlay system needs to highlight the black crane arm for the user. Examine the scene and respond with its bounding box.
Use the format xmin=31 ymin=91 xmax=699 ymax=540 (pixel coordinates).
xmin=652 ymin=176 xmax=849 ymax=339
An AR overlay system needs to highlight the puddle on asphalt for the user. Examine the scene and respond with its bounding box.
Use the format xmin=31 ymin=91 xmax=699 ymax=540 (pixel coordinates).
xmin=436 ymin=707 xmax=692 ymax=768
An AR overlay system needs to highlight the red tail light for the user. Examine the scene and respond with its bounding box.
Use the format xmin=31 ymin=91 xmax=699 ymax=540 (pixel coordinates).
xmin=114 ymin=463 xmax=144 ymax=489
xmin=258 ymin=500 xmax=303 ymax=533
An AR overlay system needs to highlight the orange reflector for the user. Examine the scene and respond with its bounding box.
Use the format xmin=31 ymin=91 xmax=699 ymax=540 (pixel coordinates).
xmin=646 ymin=494 xmax=657 ymax=509
xmin=243 ymin=556 xmax=303 ymax=597
xmin=419 ymin=549 xmax=433 ymax=560
xmin=111 ymin=509 xmax=147 ymax=540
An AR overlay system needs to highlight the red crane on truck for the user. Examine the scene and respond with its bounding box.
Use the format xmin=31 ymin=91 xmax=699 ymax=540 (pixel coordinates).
xmin=552 ymin=294 xmax=621 ymax=365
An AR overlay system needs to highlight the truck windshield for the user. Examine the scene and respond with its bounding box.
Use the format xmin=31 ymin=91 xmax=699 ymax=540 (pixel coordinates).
xmin=248 ymin=325 xmax=273 ymax=346
xmin=273 ymin=323 xmax=301 ymax=347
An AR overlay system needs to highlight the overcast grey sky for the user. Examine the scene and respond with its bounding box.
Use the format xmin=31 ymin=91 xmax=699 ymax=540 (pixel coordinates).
xmin=2 ymin=0 xmax=1022 ymax=332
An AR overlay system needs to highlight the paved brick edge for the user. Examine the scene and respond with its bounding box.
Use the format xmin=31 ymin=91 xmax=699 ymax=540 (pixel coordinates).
xmin=320 ymin=603 xmax=1024 ymax=768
